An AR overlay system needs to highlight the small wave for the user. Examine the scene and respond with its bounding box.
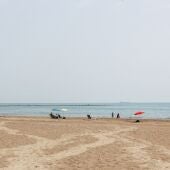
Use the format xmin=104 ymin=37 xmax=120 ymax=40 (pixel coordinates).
xmin=52 ymin=108 xmax=68 ymax=112
xmin=61 ymin=108 xmax=68 ymax=112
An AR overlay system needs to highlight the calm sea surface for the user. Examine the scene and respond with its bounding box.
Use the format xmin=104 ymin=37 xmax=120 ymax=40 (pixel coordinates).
xmin=0 ymin=103 xmax=170 ymax=119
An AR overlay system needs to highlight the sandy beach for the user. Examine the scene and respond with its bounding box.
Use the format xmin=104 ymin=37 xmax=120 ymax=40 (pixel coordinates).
xmin=0 ymin=117 xmax=169 ymax=170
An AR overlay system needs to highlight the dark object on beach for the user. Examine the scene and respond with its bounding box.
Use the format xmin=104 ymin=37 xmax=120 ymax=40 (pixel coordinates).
xmin=50 ymin=113 xmax=66 ymax=119
xmin=135 ymin=119 xmax=140 ymax=123
xmin=49 ymin=113 xmax=59 ymax=119
xmin=112 ymin=112 xmax=114 ymax=118
xmin=87 ymin=114 xmax=91 ymax=119
xmin=116 ymin=113 xmax=120 ymax=119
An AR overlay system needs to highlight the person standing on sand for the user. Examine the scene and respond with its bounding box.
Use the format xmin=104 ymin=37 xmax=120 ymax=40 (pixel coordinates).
xmin=117 ymin=113 xmax=120 ymax=119
xmin=112 ymin=112 xmax=114 ymax=118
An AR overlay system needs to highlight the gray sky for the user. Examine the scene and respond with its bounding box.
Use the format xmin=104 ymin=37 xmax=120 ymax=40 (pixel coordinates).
xmin=0 ymin=0 xmax=170 ymax=103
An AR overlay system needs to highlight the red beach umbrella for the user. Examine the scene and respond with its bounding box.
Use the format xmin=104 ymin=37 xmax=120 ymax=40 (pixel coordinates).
xmin=134 ymin=111 xmax=144 ymax=115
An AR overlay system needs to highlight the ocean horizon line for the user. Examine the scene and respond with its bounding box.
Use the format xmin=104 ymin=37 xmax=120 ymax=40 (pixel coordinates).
xmin=1 ymin=102 xmax=170 ymax=104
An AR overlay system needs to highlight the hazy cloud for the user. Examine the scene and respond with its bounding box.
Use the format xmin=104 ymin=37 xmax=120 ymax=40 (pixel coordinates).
xmin=0 ymin=0 xmax=170 ymax=102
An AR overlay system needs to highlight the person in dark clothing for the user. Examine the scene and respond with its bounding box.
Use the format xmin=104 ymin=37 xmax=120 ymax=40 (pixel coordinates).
xmin=50 ymin=112 xmax=58 ymax=119
xmin=112 ymin=112 xmax=114 ymax=118
xmin=87 ymin=114 xmax=91 ymax=119
xmin=116 ymin=113 xmax=120 ymax=119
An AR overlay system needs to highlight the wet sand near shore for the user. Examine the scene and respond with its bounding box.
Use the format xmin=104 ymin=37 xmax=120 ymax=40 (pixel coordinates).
xmin=0 ymin=117 xmax=170 ymax=170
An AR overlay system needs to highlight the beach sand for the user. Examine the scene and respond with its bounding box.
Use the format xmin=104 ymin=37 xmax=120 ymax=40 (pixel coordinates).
xmin=0 ymin=117 xmax=169 ymax=170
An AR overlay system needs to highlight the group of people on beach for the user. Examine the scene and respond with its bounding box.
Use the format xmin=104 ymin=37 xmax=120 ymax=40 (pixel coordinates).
xmin=49 ymin=112 xmax=66 ymax=119
xmin=86 ymin=113 xmax=120 ymax=119
xmin=50 ymin=112 xmax=120 ymax=119
xmin=112 ymin=112 xmax=120 ymax=119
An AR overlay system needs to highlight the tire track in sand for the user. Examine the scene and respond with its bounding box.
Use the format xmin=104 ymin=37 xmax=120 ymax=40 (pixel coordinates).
xmin=0 ymin=121 xmax=170 ymax=170
xmin=0 ymin=121 xmax=135 ymax=170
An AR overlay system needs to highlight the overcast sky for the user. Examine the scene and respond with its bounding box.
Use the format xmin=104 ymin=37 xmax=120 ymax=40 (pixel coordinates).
xmin=0 ymin=0 xmax=170 ymax=103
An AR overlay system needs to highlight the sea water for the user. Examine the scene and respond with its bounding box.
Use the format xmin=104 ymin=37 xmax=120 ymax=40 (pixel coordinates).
xmin=0 ymin=103 xmax=170 ymax=119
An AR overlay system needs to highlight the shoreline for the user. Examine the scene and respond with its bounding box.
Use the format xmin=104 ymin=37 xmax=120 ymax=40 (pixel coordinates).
xmin=0 ymin=115 xmax=170 ymax=122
